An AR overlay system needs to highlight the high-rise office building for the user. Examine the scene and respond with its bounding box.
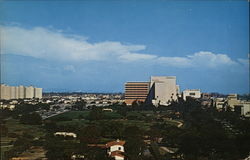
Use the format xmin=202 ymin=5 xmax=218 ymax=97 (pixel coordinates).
xmin=125 ymin=82 xmax=149 ymax=105
xmin=125 ymin=76 xmax=180 ymax=106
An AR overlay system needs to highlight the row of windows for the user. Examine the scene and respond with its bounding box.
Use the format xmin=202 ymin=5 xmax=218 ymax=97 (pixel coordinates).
xmin=125 ymin=84 xmax=149 ymax=85
xmin=125 ymin=93 xmax=148 ymax=95
xmin=125 ymin=96 xmax=147 ymax=98
xmin=125 ymin=87 xmax=149 ymax=89
xmin=125 ymin=88 xmax=148 ymax=91
xmin=125 ymin=91 xmax=148 ymax=92
xmin=125 ymin=85 xmax=148 ymax=87
xmin=125 ymin=98 xmax=146 ymax=100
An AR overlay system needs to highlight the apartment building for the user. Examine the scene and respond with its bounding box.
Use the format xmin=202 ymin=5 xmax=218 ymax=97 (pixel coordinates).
xmin=0 ymin=84 xmax=42 ymax=100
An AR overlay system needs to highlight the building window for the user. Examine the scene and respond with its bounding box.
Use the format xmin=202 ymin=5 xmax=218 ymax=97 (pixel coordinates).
xmin=118 ymin=147 xmax=121 ymax=150
xmin=189 ymin=93 xmax=195 ymax=96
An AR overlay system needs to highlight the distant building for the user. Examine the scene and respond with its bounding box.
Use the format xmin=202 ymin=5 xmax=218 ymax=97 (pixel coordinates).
xmin=182 ymin=89 xmax=201 ymax=101
xmin=25 ymin=86 xmax=35 ymax=99
xmin=15 ymin=86 xmax=19 ymax=99
xmin=148 ymin=76 xmax=179 ymax=106
xmin=124 ymin=76 xmax=180 ymax=106
xmin=227 ymin=94 xmax=239 ymax=109
xmin=34 ymin=88 xmax=43 ymax=99
xmin=124 ymin=82 xmax=149 ymax=105
xmin=176 ymin=85 xmax=181 ymax=97
xmin=10 ymin=86 xmax=17 ymax=99
xmin=106 ymin=139 xmax=125 ymax=160
xmin=215 ymin=98 xmax=226 ymax=111
xmin=18 ymin=85 xmax=25 ymax=99
xmin=0 ymin=84 xmax=42 ymax=100
xmin=0 ymin=84 xmax=11 ymax=100
xmin=54 ymin=132 xmax=77 ymax=138
xmin=214 ymin=94 xmax=250 ymax=117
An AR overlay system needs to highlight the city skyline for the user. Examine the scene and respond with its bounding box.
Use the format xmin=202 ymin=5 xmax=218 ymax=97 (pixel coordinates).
xmin=1 ymin=1 xmax=249 ymax=94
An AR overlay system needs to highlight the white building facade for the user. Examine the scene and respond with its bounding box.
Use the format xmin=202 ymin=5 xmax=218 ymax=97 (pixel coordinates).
xmin=0 ymin=84 xmax=42 ymax=100
xmin=182 ymin=89 xmax=201 ymax=101
xmin=25 ymin=86 xmax=35 ymax=99
xmin=106 ymin=140 xmax=125 ymax=160
xmin=18 ymin=86 xmax=25 ymax=99
xmin=34 ymin=88 xmax=43 ymax=99
xmin=150 ymin=76 xmax=179 ymax=106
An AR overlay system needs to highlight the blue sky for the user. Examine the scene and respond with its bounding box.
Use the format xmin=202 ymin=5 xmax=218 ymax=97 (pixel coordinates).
xmin=1 ymin=0 xmax=249 ymax=93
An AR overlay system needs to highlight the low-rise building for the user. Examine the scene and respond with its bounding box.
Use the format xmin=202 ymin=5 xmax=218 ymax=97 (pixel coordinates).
xmin=214 ymin=94 xmax=250 ymax=117
xmin=215 ymin=98 xmax=226 ymax=111
xmin=54 ymin=132 xmax=77 ymax=138
xmin=182 ymin=89 xmax=201 ymax=101
xmin=106 ymin=139 xmax=125 ymax=160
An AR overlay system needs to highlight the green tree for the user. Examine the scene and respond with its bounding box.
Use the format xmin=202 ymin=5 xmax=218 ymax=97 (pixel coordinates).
xmin=87 ymin=107 xmax=104 ymax=120
xmin=20 ymin=112 xmax=42 ymax=125
xmin=78 ymin=125 xmax=101 ymax=145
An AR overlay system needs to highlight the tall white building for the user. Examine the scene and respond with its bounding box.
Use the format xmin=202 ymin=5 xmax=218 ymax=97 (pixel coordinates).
xmin=10 ymin=86 xmax=16 ymax=99
xmin=0 ymin=84 xmax=11 ymax=100
xmin=25 ymin=86 xmax=35 ymax=99
xmin=15 ymin=86 xmax=19 ymax=99
xmin=34 ymin=88 xmax=43 ymax=99
xmin=0 ymin=84 xmax=42 ymax=100
xmin=150 ymin=76 xmax=178 ymax=106
xmin=18 ymin=86 xmax=25 ymax=99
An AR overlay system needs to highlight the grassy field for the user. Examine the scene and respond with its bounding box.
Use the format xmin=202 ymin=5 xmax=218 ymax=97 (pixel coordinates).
xmin=49 ymin=111 xmax=90 ymax=120
xmin=48 ymin=110 xmax=181 ymax=130
xmin=5 ymin=118 xmax=45 ymax=137
xmin=1 ymin=118 xmax=45 ymax=160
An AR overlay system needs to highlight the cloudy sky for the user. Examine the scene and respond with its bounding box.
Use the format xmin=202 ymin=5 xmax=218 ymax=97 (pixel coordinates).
xmin=1 ymin=0 xmax=249 ymax=93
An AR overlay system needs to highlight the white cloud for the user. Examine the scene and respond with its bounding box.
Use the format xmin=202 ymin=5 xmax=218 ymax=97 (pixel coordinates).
xmin=1 ymin=25 xmax=149 ymax=62
xmin=237 ymin=58 xmax=249 ymax=66
xmin=119 ymin=53 xmax=157 ymax=61
xmin=64 ymin=65 xmax=76 ymax=72
xmin=1 ymin=25 xmax=246 ymax=69
xmin=157 ymin=51 xmax=239 ymax=68
xmin=157 ymin=56 xmax=193 ymax=67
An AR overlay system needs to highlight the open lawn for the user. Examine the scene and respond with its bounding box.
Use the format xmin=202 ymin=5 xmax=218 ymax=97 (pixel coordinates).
xmin=48 ymin=110 xmax=181 ymax=130
xmin=1 ymin=118 xmax=45 ymax=160
xmin=48 ymin=110 xmax=90 ymax=120
xmin=5 ymin=118 xmax=45 ymax=138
